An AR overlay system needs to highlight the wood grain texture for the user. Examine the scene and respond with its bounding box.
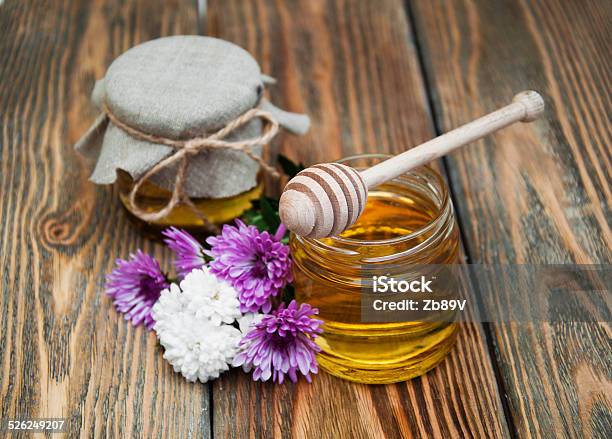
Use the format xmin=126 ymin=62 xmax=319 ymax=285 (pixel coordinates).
xmin=411 ymin=0 xmax=611 ymax=437
xmin=208 ymin=1 xmax=510 ymax=437
xmin=0 ymin=1 xmax=211 ymax=437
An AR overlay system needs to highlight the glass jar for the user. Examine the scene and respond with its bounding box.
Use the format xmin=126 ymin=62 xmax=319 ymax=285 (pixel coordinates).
xmin=116 ymin=170 xmax=264 ymax=236
xmin=290 ymin=154 xmax=461 ymax=384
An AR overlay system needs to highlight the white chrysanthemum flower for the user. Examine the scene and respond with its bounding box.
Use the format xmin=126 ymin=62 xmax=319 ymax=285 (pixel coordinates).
xmin=180 ymin=267 xmax=241 ymax=326
xmin=157 ymin=312 xmax=241 ymax=383
xmin=152 ymin=283 xmax=187 ymax=333
xmin=151 ymin=271 xmax=243 ymax=383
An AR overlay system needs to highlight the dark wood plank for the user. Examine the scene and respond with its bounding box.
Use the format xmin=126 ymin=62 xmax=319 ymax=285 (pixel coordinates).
xmin=0 ymin=1 xmax=211 ymax=437
xmin=208 ymin=1 xmax=510 ymax=437
xmin=411 ymin=0 xmax=611 ymax=437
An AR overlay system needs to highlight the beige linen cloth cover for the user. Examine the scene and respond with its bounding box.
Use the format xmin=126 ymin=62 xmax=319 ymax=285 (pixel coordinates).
xmin=75 ymin=36 xmax=310 ymax=199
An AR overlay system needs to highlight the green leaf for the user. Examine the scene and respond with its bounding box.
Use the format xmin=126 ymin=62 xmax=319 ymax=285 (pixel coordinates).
xmin=262 ymin=196 xmax=279 ymax=210
xmin=242 ymin=207 xmax=267 ymax=232
xmin=277 ymin=153 xmax=305 ymax=178
xmin=242 ymin=196 xmax=284 ymax=234
xmin=282 ymin=284 xmax=295 ymax=304
xmin=260 ymin=196 xmax=281 ymax=232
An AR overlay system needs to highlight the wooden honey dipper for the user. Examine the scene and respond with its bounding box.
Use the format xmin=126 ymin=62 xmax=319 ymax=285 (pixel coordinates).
xmin=279 ymin=90 xmax=545 ymax=238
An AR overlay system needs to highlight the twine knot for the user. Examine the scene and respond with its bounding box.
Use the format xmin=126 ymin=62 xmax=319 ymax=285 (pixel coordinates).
xmin=102 ymin=102 xmax=280 ymax=224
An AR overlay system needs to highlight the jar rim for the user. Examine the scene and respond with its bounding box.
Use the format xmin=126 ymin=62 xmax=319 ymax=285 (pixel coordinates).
xmin=302 ymin=153 xmax=451 ymax=249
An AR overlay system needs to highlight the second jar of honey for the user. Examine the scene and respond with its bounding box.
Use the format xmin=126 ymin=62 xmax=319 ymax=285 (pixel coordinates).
xmin=73 ymin=36 xmax=310 ymax=236
xmin=290 ymin=154 xmax=461 ymax=384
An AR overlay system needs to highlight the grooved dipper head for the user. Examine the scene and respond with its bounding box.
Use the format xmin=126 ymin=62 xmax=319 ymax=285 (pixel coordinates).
xmin=279 ymin=163 xmax=368 ymax=238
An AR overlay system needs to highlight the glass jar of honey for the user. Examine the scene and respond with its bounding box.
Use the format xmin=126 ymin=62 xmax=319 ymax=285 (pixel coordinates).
xmin=290 ymin=154 xmax=461 ymax=384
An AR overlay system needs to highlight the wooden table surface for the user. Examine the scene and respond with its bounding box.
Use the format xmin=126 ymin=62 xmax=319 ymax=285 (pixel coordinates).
xmin=1 ymin=0 xmax=610 ymax=437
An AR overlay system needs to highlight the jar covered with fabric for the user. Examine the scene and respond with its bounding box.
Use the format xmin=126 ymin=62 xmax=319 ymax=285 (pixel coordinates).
xmin=74 ymin=36 xmax=309 ymax=234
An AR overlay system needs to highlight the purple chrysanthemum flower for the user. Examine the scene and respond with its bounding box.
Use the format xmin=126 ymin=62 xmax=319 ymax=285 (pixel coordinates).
xmin=233 ymin=300 xmax=323 ymax=383
xmin=206 ymin=220 xmax=292 ymax=313
xmin=162 ymin=227 xmax=207 ymax=278
xmin=105 ymin=250 xmax=169 ymax=329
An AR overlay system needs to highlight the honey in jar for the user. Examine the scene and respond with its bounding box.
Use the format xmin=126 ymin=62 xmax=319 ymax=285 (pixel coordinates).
xmin=290 ymin=154 xmax=460 ymax=384
xmin=116 ymin=171 xmax=264 ymax=234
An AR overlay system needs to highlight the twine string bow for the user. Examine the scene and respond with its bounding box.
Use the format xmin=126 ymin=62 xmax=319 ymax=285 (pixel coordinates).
xmin=103 ymin=102 xmax=280 ymax=223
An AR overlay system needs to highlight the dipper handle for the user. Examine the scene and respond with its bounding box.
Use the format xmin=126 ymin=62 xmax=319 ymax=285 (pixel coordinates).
xmin=280 ymin=91 xmax=544 ymax=238
xmin=360 ymin=91 xmax=544 ymax=187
